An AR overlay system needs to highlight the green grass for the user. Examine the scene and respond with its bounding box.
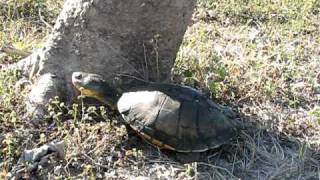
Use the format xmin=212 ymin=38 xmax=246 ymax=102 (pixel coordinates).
xmin=0 ymin=69 xmax=25 ymax=177
xmin=0 ymin=0 xmax=62 ymax=64
xmin=0 ymin=0 xmax=62 ymax=177
xmin=177 ymin=0 xmax=320 ymax=122
xmin=1 ymin=0 xmax=320 ymax=179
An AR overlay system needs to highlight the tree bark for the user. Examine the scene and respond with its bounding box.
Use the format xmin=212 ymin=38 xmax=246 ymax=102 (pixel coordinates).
xmin=17 ymin=0 xmax=195 ymax=121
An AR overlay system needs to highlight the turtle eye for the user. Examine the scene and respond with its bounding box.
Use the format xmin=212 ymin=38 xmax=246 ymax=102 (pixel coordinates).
xmin=74 ymin=73 xmax=82 ymax=80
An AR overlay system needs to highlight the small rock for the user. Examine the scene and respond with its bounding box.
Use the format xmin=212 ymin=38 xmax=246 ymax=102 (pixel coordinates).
xmin=8 ymin=141 xmax=65 ymax=180
xmin=22 ymin=141 xmax=65 ymax=163
xmin=54 ymin=165 xmax=63 ymax=175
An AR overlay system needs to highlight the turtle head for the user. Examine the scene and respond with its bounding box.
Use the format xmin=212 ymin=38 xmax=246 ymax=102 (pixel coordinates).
xmin=72 ymin=72 xmax=119 ymax=107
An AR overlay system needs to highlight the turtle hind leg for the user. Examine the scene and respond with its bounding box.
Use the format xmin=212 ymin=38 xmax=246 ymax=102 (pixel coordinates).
xmin=175 ymin=152 xmax=202 ymax=163
xmin=125 ymin=124 xmax=136 ymax=136
xmin=124 ymin=124 xmax=142 ymax=148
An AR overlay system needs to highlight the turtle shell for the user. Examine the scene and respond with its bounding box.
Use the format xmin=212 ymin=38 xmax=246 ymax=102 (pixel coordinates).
xmin=117 ymin=83 xmax=238 ymax=152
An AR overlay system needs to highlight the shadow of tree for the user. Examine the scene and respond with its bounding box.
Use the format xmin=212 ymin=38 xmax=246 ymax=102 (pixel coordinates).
xmin=118 ymin=111 xmax=320 ymax=179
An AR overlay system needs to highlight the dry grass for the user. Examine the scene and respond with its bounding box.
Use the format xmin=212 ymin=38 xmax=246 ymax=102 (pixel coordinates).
xmin=1 ymin=0 xmax=320 ymax=179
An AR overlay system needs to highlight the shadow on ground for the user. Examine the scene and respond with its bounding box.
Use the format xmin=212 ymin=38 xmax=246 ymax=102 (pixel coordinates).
xmin=7 ymin=98 xmax=320 ymax=179
xmin=101 ymin=110 xmax=320 ymax=179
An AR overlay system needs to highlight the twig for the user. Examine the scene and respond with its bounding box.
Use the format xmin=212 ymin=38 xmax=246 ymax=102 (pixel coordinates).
xmin=267 ymin=166 xmax=299 ymax=180
xmin=142 ymin=42 xmax=149 ymax=81
xmin=0 ymin=45 xmax=30 ymax=57
xmin=38 ymin=8 xmax=53 ymax=30
xmin=105 ymin=43 xmax=145 ymax=79
xmin=153 ymin=37 xmax=160 ymax=82
xmin=111 ymin=72 xmax=151 ymax=84
xmin=82 ymin=153 xmax=109 ymax=169
xmin=196 ymin=162 xmax=239 ymax=179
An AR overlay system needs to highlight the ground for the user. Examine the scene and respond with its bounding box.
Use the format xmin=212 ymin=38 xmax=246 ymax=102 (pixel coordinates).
xmin=1 ymin=0 xmax=320 ymax=179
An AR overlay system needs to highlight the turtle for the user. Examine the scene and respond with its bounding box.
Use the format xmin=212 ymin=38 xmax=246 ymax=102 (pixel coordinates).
xmin=71 ymin=72 xmax=240 ymax=152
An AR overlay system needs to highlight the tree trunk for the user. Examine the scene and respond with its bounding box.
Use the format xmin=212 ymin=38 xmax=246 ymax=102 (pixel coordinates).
xmin=17 ymin=0 xmax=195 ymax=121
